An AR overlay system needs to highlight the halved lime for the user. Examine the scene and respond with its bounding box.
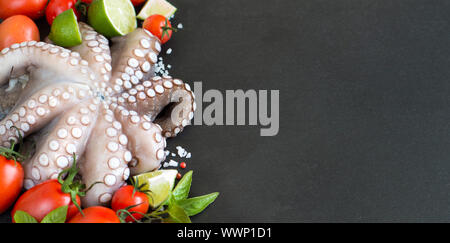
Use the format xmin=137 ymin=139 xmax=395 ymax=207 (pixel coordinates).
xmin=137 ymin=0 xmax=177 ymax=20
xmin=48 ymin=9 xmax=82 ymax=47
xmin=88 ymin=0 xmax=137 ymax=38
xmin=133 ymin=169 xmax=178 ymax=208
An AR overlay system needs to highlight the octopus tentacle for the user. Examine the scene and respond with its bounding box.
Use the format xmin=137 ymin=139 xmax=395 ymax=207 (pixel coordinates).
xmin=0 ymin=42 xmax=97 ymax=87
xmin=70 ymin=23 xmax=113 ymax=94
xmin=109 ymin=101 xmax=166 ymax=175
xmin=110 ymin=29 xmax=161 ymax=94
xmin=80 ymin=104 xmax=131 ymax=207
xmin=22 ymin=98 xmax=100 ymax=189
xmin=116 ymin=76 xmax=195 ymax=138
xmin=0 ymin=83 xmax=91 ymax=147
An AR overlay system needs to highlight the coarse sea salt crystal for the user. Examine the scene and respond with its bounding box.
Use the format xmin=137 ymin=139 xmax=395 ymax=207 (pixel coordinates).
xmin=154 ymin=56 xmax=171 ymax=77
xmin=176 ymin=146 xmax=188 ymax=158
xmin=177 ymin=23 xmax=183 ymax=29
xmin=162 ymin=159 xmax=179 ymax=168
xmin=168 ymin=160 xmax=178 ymax=167
xmin=161 ymin=146 xmax=191 ymax=168
xmin=166 ymin=48 xmax=172 ymax=55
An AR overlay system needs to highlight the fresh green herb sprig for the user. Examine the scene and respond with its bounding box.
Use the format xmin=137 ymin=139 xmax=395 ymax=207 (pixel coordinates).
xmin=142 ymin=171 xmax=219 ymax=223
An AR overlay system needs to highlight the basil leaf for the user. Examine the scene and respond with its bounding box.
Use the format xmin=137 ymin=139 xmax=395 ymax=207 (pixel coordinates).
xmin=178 ymin=192 xmax=219 ymax=216
xmin=14 ymin=211 xmax=38 ymax=223
xmin=162 ymin=217 xmax=177 ymax=223
xmin=41 ymin=205 xmax=68 ymax=223
xmin=172 ymin=170 xmax=193 ymax=201
xmin=167 ymin=202 xmax=191 ymax=223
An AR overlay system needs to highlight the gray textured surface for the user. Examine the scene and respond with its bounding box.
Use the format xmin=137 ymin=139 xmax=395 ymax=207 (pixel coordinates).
xmin=3 ymin=0 xmax=450 ymax=222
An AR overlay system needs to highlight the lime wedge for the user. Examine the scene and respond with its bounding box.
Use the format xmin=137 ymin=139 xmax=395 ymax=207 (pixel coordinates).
xmin=48 ymin=9 xmax=82 ymax=47
xmin=137 ymin=0 xmax=177 ymax=20
xmin=133 ymin=169 xmax=178 ymax=208
xmin=88 ymin=0 xmax=137 ymax=38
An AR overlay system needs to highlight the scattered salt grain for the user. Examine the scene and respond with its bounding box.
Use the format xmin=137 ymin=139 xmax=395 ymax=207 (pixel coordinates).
xmin=160 ymin=146 xmax=191 ymax=169
xmin=166 ymin=48 xmax=172 ymax=55
xmin=168 ymin=160 xmax=178 ymax=167
xmin=176 ymin=146 xmax=188 ymax=158
xmin=154 ymin=56 xmax=170 ymax=76
xmin=162 ymin=160 xmax=179 ymax=168
xmin=177 ymin=23 xmax=183 ymax=29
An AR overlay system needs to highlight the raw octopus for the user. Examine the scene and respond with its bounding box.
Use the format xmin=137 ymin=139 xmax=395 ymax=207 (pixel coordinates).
xmin=0 ymin=22 xmax=195 ymax=207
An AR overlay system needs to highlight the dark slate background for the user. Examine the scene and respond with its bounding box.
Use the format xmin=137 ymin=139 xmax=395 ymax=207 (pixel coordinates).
xmin=3 ymin=0 xmax=450 ymax=222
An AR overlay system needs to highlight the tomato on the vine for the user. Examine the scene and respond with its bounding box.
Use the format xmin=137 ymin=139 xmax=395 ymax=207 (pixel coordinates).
xmin=11 ymin=157 xmax=85 ymax=222
xmin=0 ymin=146 xmax=24 ymax=214
xmin=143 ymin=14 xmax=177 ymax=44
xmin=112 ymin=185 xmax=150 ymax=222
xmin=46 ymin=0 xmax=81 ymax=25
xmin=0 ymin=0 xmax=48 ymax=20
xmin=68 ymin=206 xmax=121 ymax=223
xmin=12 ymin=180 xmax=81 ymax=222
xmin=0 ymin=15 xmax=40 ymax=50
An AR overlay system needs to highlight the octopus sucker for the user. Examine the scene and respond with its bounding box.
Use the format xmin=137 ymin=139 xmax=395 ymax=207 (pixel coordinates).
xmin=0 ymin=22 xmax=195 ymax=207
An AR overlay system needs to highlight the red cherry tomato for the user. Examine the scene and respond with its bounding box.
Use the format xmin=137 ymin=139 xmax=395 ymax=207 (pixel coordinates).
xmin=0 ymin=0 xmax=48 ymax=20
xmin=143 ymin=14 xmax=175 ymax=44
xmin=111 ymin=185 xmax=149 ymax=222
xmin=46 ymin=0 xmax=81 ymax=25
xmin=131 ymin=0 xmax=146 ymax=6
xmin=0 ymin=15 xmax=40 ymax=50
xmin=0 ymin=155 xmax=23 ymax=214
xmin=11 ymin=180 xmax=81 ymax=222
xmin=68 ymin=206 xmax=121 ymax=223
